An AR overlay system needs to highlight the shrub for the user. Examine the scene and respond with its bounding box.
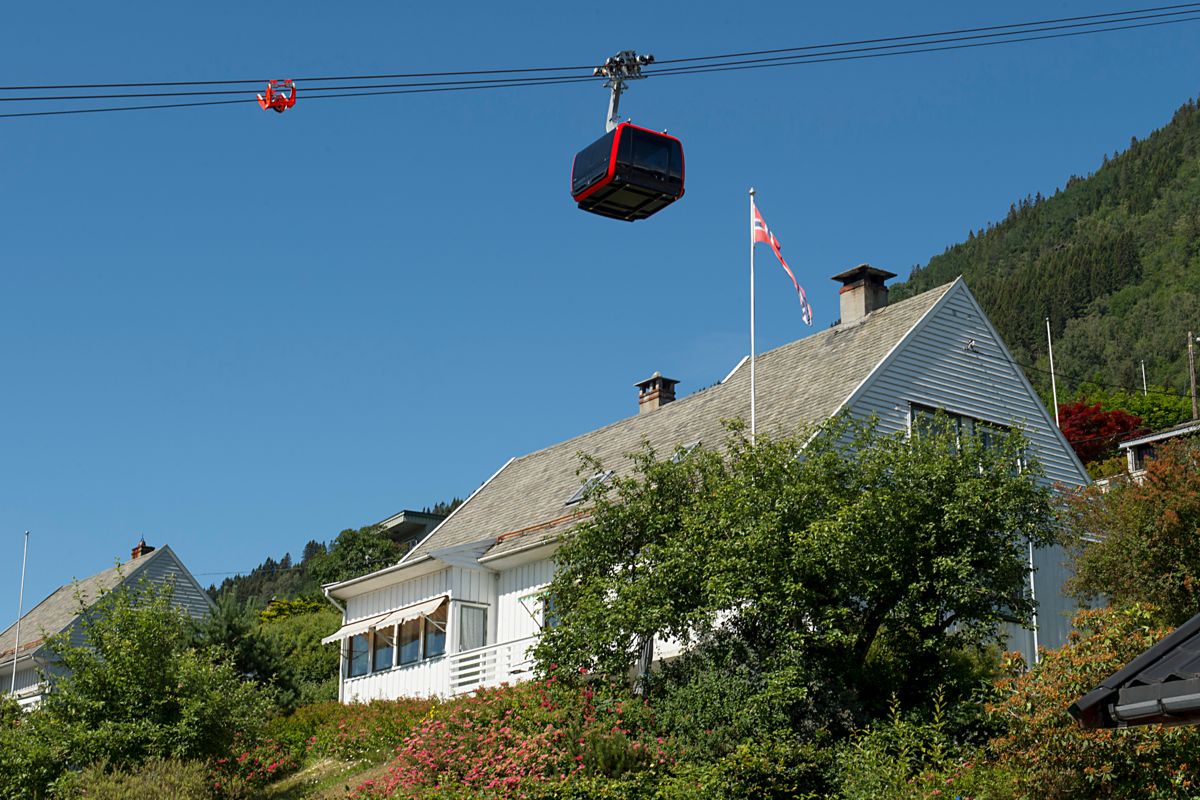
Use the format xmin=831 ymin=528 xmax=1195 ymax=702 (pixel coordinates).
xmin=51 ymin=757 xmax=215 ymax=799
xmin=351 ymin=678 xmax=671 ymax=798
xmin=265 ymin=697 xmax=435 ymax=764
xmin=208 ymin=735 xmax=298 ymax=798
xmin=987 ymin=604 xmax=1200 ymax=799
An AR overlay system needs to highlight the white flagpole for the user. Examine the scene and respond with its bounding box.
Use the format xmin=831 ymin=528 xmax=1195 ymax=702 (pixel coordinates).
xmin=1046 ymin=317 xmax=1060 ymax=427
xmin=10 ymin=531 xmax=29 ymax=697
xmin=749 ymin=187 xmax=757 ymax=439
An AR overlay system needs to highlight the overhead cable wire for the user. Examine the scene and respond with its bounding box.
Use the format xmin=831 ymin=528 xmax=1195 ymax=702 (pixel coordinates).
xmin=0 ymin=75 xmax=595 ymax=118
xmin=652 ymin=1 xmax=1200 ymax=65
xmin=3 ymin=6 xmax=1200 ymax=119
xmin=644 ymin=13 xmax=1200 ymax=79
xmin=2 ymin=1 xmax=1197 ymax=93
xmin=4 ymin=6 xmax=1199 ymax=105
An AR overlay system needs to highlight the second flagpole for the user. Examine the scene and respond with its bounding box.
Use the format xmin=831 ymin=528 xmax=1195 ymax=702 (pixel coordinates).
xmin=749 ymin=187 xmax=756 ymax=440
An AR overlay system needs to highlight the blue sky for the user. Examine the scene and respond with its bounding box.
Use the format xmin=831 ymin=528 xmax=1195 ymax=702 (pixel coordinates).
xmin=3 ymin=1 xmax=1199 ymax=611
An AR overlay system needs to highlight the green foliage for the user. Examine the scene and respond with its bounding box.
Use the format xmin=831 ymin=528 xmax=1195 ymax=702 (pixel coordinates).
xmin=987 ymin=604 xmax=1200 ymax=800
xmin=0 ymin=580 xmax=277 ymax=798
xmin=1063 ymin=439 xmax=1200 ymax=626
xmin=266 ymin=697 xmax=434 ymax=764
xmin=351 ymin=678 xmax=670 ymax=798
xmin=194 ymin=593 xmax=285 ymax=685
xmin=51 ymin=757 xmax=216 ymax=800
xmin=259 ymin=596 xmax=328 ymax=622
xmin=1073 ymin=385 xmax=1190 ymax=433
xmin=257 ymin=606 xmax=342 ymax=707
xmin=536 ymin=416 xmax=1054 ymax=733
xmin=306 ymin=525 xmax=404 ymax=587
xmin=892 ymin=97 xmax=1200 ymax=406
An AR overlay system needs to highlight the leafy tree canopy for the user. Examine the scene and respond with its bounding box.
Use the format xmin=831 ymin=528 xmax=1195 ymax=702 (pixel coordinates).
xmin=32 ymin=580 xmax=273 ymax=781
xmin=1057 ymin=400 xmax=1145 ymax=465
xmin=534 ymin=415 xmax=1055 ymax=731
xmin=1063 ymin=438 xmax=1200 ymax=626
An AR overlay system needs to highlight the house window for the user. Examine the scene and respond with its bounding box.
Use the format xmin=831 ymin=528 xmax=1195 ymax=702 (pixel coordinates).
xmin=373 ymin=625 xmax=395 ymax=672
xmin=565 ymin=470 xmax=614 ymax=506
xmin=910 ymin=403 xmax=1022 ymax=471
xmin=347 ymin=633 xmax=369 ymax=678
xmin=543 ymin=594 xmax=560 ymax=629
xmin=458 ymin=604 xmax=488 ymax=652
xmin=424 ymin=602 xmax=448 ymax=658
xmin=398 ymin=617 xmax=421 ymax=665
xmin=1133 ymin=443 xmax=1156 ymax=471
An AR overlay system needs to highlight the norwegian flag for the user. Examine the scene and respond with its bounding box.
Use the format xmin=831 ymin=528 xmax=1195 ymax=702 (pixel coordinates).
xmin=752 ymin=201 xmax=813 ymax=325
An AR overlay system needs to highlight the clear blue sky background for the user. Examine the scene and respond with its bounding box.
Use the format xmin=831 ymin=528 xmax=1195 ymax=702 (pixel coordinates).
xmin=3 ymin=1 xmax=1198 ymax=611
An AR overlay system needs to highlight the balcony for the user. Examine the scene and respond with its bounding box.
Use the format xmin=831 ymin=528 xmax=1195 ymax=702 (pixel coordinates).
xmin=447 ymin=635 xmax=539 ymax=696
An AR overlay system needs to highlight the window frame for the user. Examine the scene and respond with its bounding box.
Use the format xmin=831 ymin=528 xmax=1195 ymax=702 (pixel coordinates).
xmin=456 ymin=602 xmax=489 ymax=653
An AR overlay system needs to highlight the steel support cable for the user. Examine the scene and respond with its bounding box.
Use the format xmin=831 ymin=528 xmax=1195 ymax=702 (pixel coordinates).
xmin=3 ymin=12 xmax=1200 ymax=119
xmin=0 ymin=76 xmax=595 ymax=119
xmin=1 ymin=2 xmax=1198 ymax=94
xmin=651 ymin=1 xmax=1200 ymax=65
xmin=4 ymin=7 xmax=1198 ymax=104
xmin=645 ymin=12 xmax=1200 ymax=78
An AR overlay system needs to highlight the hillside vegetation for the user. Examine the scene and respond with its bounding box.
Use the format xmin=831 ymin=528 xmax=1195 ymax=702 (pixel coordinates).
xmin=892 ymin=97 xmax=1200 ymax=407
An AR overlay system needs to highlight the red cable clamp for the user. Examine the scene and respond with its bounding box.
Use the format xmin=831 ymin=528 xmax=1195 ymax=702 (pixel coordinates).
xmin=257 ymin=79 xmax=297 ymax=113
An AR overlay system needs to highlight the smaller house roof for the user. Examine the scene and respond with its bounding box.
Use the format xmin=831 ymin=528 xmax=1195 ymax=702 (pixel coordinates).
xmin=0 ymin=547 xmax=170 ymax=662
xmin=1071 ymin=610 xmax=1200 ymax=728
xmin=1119 ymin=420 xmax=1200 ymax=450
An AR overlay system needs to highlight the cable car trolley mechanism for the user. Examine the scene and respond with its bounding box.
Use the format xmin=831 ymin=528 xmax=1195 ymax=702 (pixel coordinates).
xmin=571 ymin=50 xmax=684 ymax=222
xmin=257 ymin=79 xmax=297 ymax=113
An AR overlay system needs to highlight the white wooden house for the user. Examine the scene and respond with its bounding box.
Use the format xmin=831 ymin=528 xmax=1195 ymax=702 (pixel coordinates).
xmin=321 ymin=267 xmax=1090 ymax=702
xmin=0 ymin=540 xmax=214 ymax=708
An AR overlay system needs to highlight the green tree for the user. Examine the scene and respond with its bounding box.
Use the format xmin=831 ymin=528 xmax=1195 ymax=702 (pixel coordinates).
xmin=535 ymin=415 xmax=1055 ymax=734
xmin=307 ymin=525 xmax=402 ymax=586
xmin=1063 ymin=438 xmax=1200 ymax=626
xmin=38 ymin=579 xmax=274 ymax=769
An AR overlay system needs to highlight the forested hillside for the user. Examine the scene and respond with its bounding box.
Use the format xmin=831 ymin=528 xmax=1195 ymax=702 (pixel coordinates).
xmin=892 ymin=97 xmax=1200 ymax=408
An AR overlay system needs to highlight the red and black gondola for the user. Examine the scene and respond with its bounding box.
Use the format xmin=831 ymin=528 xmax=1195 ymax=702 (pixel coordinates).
xmin=571 ymin=122 xmax=684 ymax=222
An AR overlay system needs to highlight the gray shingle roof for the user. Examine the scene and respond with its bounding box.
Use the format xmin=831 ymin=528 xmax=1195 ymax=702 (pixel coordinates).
xmin=408 ymin=281 xmax=953 ymax=563
xmin=0 ymin=548 xmax=168 ymax=660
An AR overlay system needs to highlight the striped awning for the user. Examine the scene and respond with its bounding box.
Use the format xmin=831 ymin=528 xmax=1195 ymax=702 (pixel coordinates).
xmin=320 ymin=612 xmax=389 ymax=645
xmin=377 ymin=595 xmax=447 ymax=628
xmin=320 ymin=595 xmax=448 ymax=645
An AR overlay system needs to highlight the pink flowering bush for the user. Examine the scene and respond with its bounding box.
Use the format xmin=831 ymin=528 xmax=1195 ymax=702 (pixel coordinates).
xmin=351 ymin=678 xmax=673 ymax=798
xmin=208 ymin=734 xmax=297 ymax=798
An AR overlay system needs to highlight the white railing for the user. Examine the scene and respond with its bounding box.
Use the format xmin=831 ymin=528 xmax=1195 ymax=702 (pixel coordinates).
xmin=448 ymin=636 xmax=539 ymax=696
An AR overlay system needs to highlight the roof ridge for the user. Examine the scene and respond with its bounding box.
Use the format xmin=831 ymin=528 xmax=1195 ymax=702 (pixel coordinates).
xmin=506 ymin=283 xmax=957 ymax=467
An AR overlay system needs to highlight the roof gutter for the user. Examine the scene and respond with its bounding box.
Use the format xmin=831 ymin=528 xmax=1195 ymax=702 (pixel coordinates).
xmin=321 ymin=585 xmax=345 ymax=614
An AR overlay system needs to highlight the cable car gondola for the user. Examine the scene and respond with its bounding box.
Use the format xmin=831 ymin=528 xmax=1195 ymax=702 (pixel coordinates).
xmin=571 ymin=50 xmax=684 ymax=222
xmin=571 ymin=122 xmax=684 ymax=222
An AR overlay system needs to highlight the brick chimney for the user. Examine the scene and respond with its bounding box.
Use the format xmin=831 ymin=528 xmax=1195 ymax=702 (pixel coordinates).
xmin=831 ymin=265 xmax=897 ymax=324
xmin=131 ymin=538 xmax=155 ymax=560
xmin=635 ymin=372 xmax=679 ymax=414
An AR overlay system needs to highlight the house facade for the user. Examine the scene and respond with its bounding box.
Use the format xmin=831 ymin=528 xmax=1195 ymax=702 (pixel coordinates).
xmin=322 ymin=268 xmax=1091 ymax=703
xmin=0 ymin=540 xmax=214 ymax=708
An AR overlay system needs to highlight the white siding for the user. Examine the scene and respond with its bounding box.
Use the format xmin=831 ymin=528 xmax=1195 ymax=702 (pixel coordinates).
xmin=847 ymin=281 xmax=1089 ymax=658
xmin=343 ymin=654 xmax=449 ymax=701
xmin=497 ymin=559 xmax=556 ymax=644
xmin=345 ymin=569 xmax=453 ymax=622
xmin=336 ymin=566 xmax=500 ymax=702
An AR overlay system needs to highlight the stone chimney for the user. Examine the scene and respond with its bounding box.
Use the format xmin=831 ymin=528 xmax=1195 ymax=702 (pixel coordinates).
xmin=130 ymin=538 xmax=155 ymax=560
xmin=831 ymin=265 xmax=897 ymax=324
xmin=635 ymin=372 xmax=679 ymax=414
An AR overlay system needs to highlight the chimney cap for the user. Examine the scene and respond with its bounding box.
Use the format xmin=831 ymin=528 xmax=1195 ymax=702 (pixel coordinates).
xmin=831 ymin=264 xmax=897 ymax=285
xmin=634 ymin=371 xmax=680 ymax=390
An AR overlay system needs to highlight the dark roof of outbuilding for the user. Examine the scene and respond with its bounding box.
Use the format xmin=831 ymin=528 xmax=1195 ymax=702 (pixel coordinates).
xmin=1071 ymin=611 xmax=1200 ymax=728
xmin=404 ymin=281 xmax=955 ymax=564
